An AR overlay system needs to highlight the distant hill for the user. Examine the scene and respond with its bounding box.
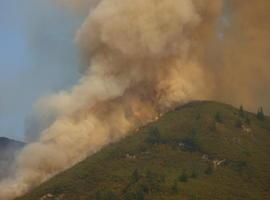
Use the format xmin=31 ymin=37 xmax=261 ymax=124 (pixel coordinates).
xmin=16 ymin=101 xmax=270 ymax=200
xmin=0 ymin=137 xmax=25 ymax=179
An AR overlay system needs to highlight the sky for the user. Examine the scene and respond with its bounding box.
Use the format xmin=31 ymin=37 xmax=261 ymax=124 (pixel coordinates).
xmin=0 ymin=0 xmax=84 ymax=141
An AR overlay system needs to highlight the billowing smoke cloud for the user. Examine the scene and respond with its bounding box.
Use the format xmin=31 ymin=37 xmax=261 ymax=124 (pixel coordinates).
xmin=0 ymin=0 xmax=270 ymax=199
xmin=201 ymin=0 xmax=270 ymax=113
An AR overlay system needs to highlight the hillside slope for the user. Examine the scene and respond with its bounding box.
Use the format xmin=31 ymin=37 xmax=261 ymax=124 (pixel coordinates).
xmin=17 ymin=101 xmax=270 ymax=200
xmin=0 ymin=137 xmax=25 ymax=179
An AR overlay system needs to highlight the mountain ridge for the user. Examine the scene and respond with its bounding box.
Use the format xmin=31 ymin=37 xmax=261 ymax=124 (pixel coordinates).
xmin=0 ymin=137 xmax=25 ymax=179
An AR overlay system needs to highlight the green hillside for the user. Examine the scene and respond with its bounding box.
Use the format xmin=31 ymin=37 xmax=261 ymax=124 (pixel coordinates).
xmin=17 ymin=101 xmax=270 ymax=200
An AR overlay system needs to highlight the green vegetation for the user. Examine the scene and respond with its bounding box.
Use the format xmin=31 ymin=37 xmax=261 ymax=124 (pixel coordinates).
xmin=257 ymin=106 xmax=265 ymax=121
xmin=16 ymin=101 xmax=270 ymax=200
xmin=239 ymin=105 xmax=245 ymax=118
xmin=178 ymin=170 xmax=189 ymax=182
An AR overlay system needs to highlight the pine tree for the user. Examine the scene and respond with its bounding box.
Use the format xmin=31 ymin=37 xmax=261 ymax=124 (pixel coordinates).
xmin=136 ymin=188 xmax=145 ymax=200
xmin=131 ymin=169 xmax=140 ymax=183
xmin=178 ymin=170 xmax=188 ymax=182
xmin=257 ymin=107 xmax=265 ymax=121
xmin=239 ymin=105 xmax=244 ymax=117
xmin=146 ymin=126 xmax=161 ymax=144
xmin=214 ymin=112 xmax=223 ymax=123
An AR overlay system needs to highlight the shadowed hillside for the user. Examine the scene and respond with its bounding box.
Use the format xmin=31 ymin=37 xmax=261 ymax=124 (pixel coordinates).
xmin=0 ymin=137 xmax=25 ymax=179
xmin=17 ymin=101 xmax=270 ymax=200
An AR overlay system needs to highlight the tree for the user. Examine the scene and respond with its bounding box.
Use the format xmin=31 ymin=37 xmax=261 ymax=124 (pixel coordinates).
xmin=146 ymin=126 xmax=161 ymax=144
xmin=105 ymin=190 xmax=117 ymax=200
xmin=191 ymin=169 xmax=198 ymax=179
xmin=257 ymin=107 xmax=265 ymax=121
xmin=214 ymin=112 xmax=223 ymax=123
xmin=182 ymin=131 xmax=201 ymax=152
xmin=245 ymin=117 xmax=251 ymax=125
xmin=178 ymin=170 xmax=188 ymax=182
xmin=239 ymin=105 xmax=245 ymax=117
xmin=131 ymin=169 xmax=140 ymax=183
xmin=135 ymin=188 xmax=145 ymax=200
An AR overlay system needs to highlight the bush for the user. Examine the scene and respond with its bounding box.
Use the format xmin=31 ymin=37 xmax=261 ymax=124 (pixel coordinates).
xmin=257 ymin=107 xmax=265 ymax=121
xmin=135 ymin=188 xmax=145 ymax=200
xmin=231 ymin=160 xmax=247 ymax=172
xmin=245 ymin=117 xmax=251 ymax=125
xmin=191 ymin=169 xmax=198 ymax=179
xmin=214 ymin=112 xmax=223 ymax=123
xmin=146 ymin=127 xmax=161 ymax=144
xmin=106 ymin=190 xmax=117 ymax=200
xmin=182 ymin=131 xmax=201 ymax=152
xmin=178 ymin=170 xmax=188 ymax=182
xmin=239 ymin=105 xmax=245 ymax=118
xmin=131 ymin=169 xmax=140 ymax=183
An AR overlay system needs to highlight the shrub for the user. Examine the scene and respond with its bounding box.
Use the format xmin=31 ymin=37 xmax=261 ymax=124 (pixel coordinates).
xmin=191 ymin=169 xmax=198 ymax=179
xmin=146 ymin=127 xmax=161 ymax=144
xmin=178 ymin=170 xmax=188 ymax=182
xmin=135 ymin=188 xmax=145 ymax=200
xmin=131 ymin=169 xmax=140 ymax=183
xmin=105 ymin=190 xmax=117 ymax=200
xmin=239 ymin=105 xmax=245 ymax=118
xmin=214 ymin=112 xmax=223 ymax=123
xmin=231 ymin=160 xmax=247 ymax=172
xmin=257 ymin=107 xmax=265 ymax=121
xmin=245 ymin=117 xmax=251 ymax=125
xmin=182 ymin=131 xmax=201 ymax=152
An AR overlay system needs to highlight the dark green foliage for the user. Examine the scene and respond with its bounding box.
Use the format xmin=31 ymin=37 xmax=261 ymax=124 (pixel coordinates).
xmin=239 ymin=105 xmax=245 ymax=118
xmin=191 ymin=169 xmax=198 ymax=179
xmin=257 ymin=107 xmax=265 ymax=121
xmin=178 ymin=170 xmax=188 ymax=182
xmin=205 ymin=165 xmax=213 ymax=175
xmin=136 ymin=188 xmax=145 ymax=200
xmin=106 ymin=190 xmax=117 ymax=200
xmin=214 ymin=112 xmax=223 ymax=123
xmin=144 ymin=170 xmax=162 ymax=192
xmin=231 ymin=161 xmax=247 ymax=172
xmin=131 ymin=169 xmax=140 ymax=183
xmin=146 ymin=127 xmax=161 ymax=144
xmin=181 ymin=131 xmax=201 ymax=152
xmin=245 ymin=117 xmax=251 ymax=125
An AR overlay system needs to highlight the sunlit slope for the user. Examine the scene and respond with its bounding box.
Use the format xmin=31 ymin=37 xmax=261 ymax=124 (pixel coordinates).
xmin=17 ymin=101 xmax=270 ymax=200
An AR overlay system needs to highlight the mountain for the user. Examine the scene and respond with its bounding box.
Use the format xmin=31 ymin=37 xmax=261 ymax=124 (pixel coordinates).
xmin=0 ymin=137 xmax=25 ymax=179
xmin=16 ymin=101 xmax=270 ymax=200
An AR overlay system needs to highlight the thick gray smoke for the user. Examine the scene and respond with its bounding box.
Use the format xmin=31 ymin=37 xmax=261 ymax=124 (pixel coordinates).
xmin=0 ymin=0 xmax=270 ymax=199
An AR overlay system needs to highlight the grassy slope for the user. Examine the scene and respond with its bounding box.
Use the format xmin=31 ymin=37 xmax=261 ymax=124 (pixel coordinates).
xmin=17 ymin=101 xmax=270 ymax=200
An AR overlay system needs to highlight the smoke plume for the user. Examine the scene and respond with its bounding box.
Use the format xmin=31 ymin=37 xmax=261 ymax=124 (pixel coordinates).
xmin=0 ymin=0 xmax=270 ymax=199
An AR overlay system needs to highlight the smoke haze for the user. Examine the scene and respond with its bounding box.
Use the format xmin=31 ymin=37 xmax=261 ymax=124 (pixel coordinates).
xmin=0 ymin=0 xmax=269 ymax=199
